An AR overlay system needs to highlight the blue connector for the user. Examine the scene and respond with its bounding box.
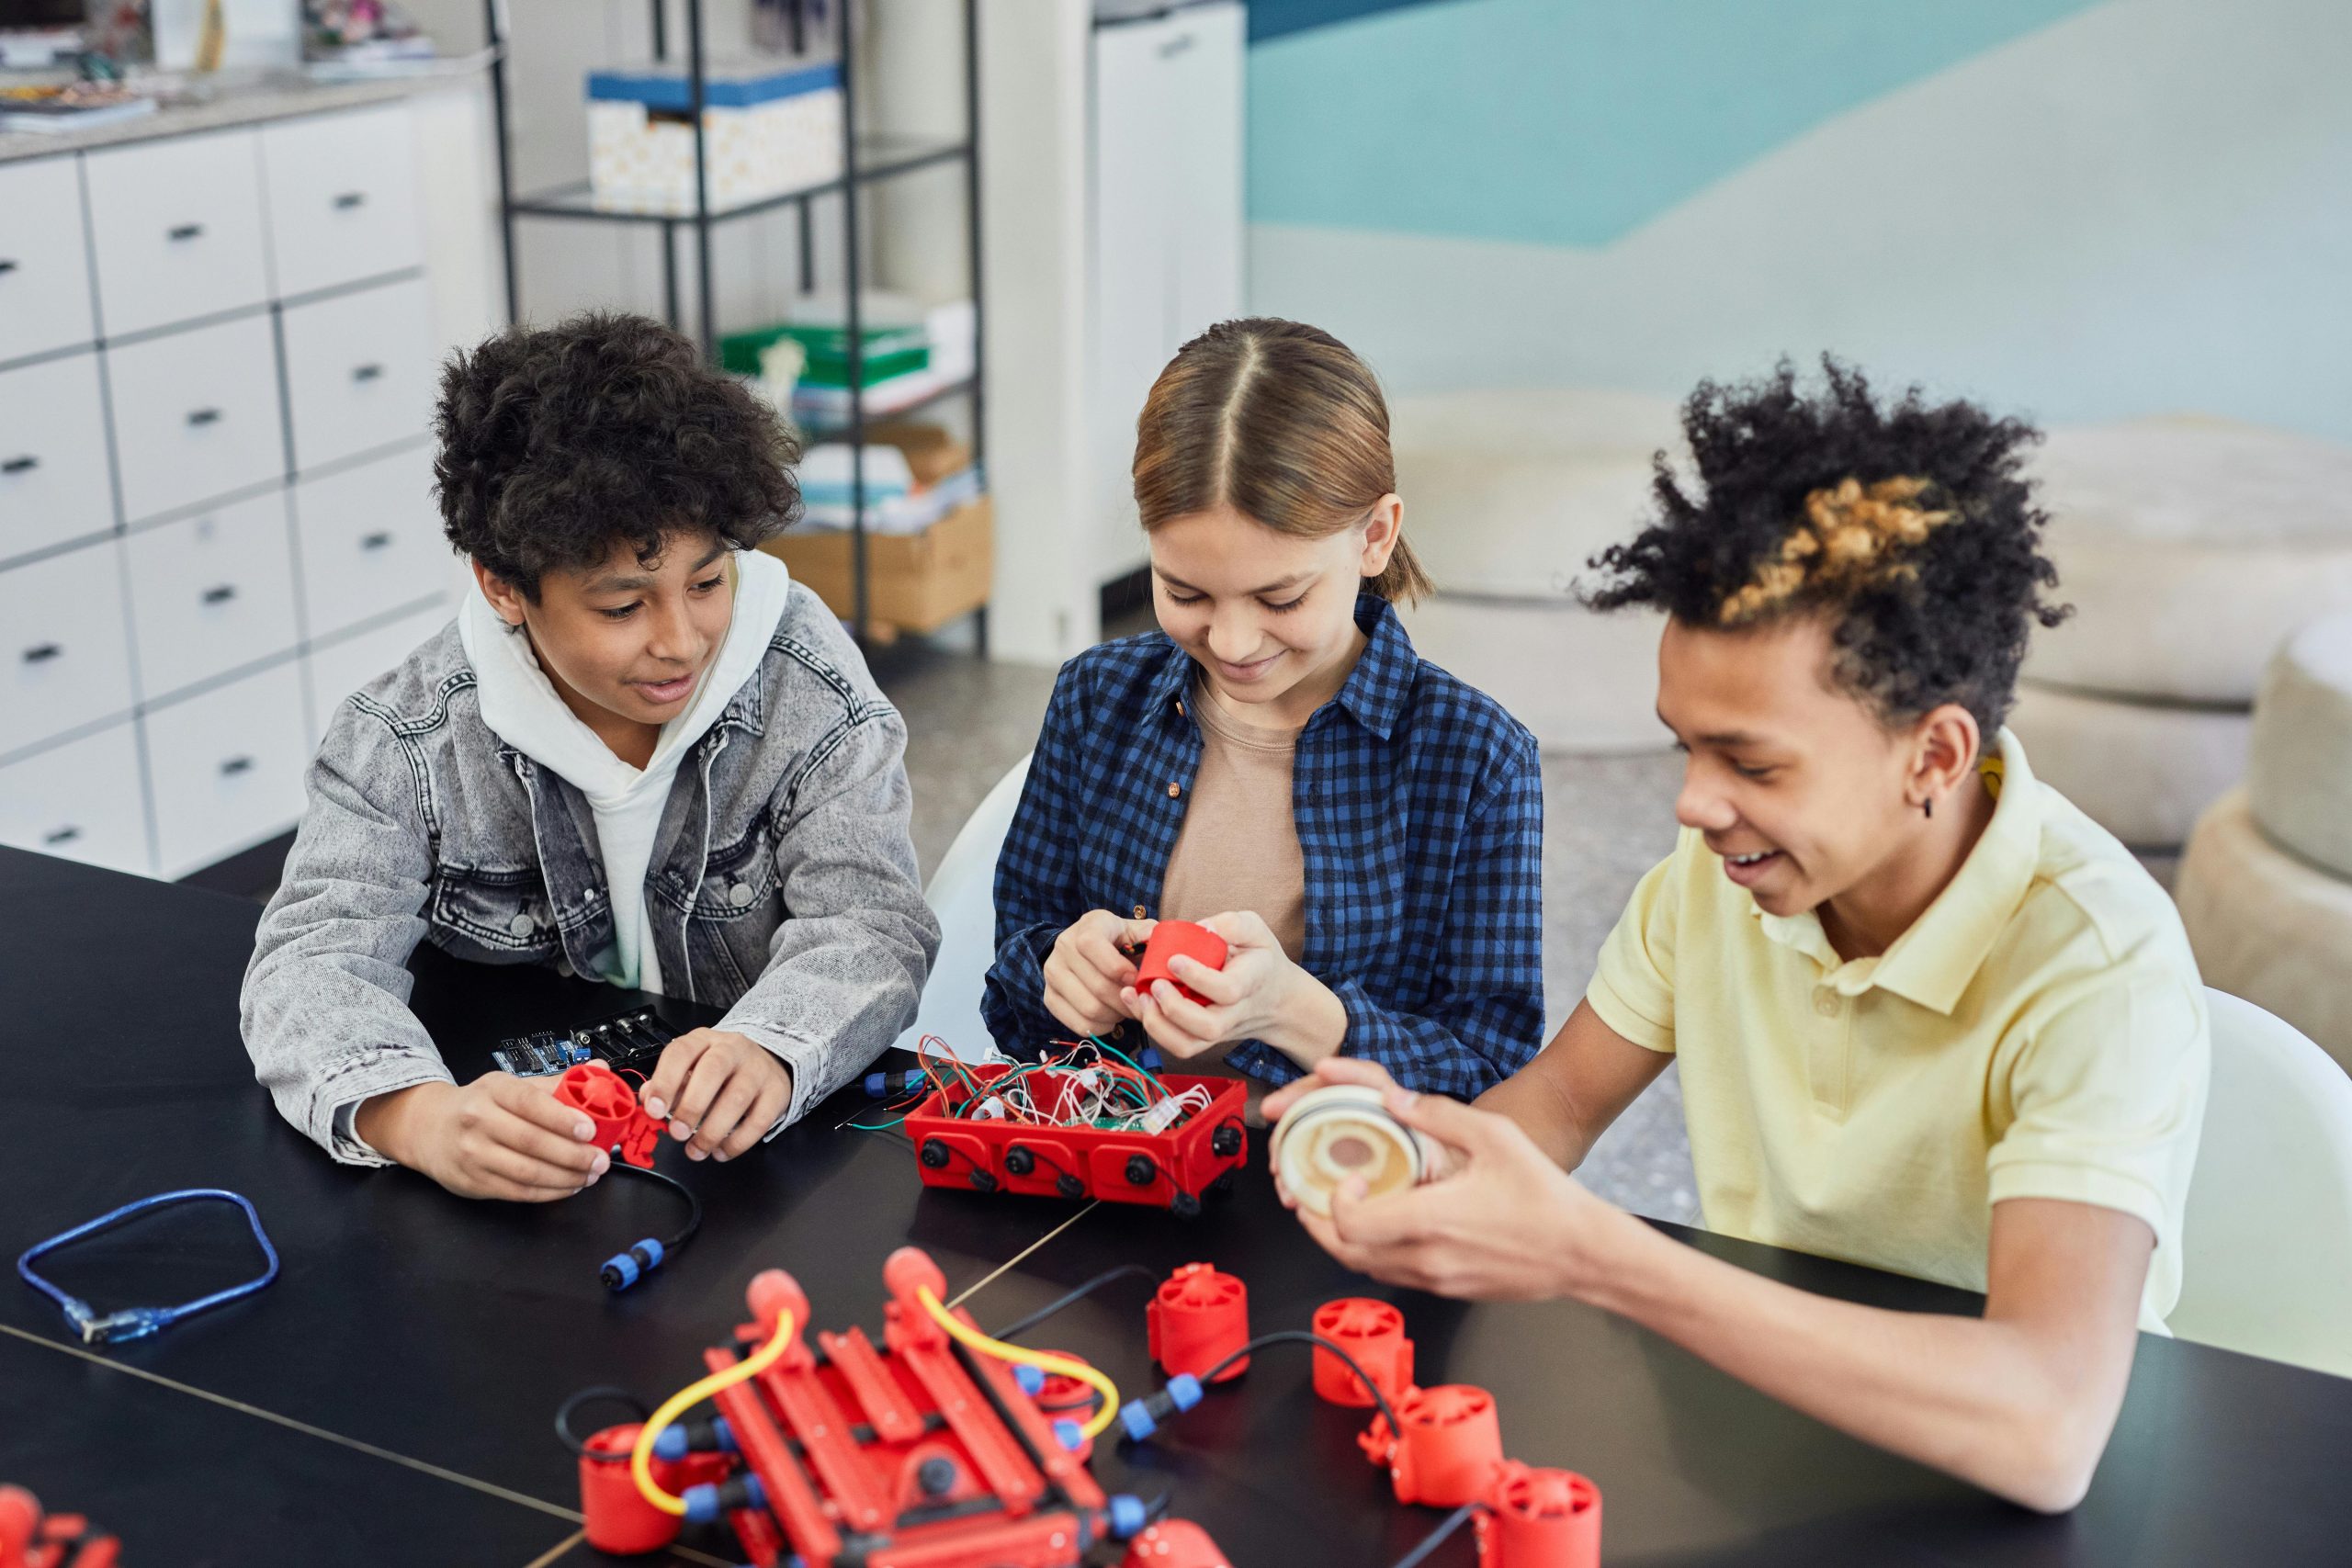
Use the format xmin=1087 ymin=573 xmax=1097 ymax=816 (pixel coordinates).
xmin=683 ymin=1472 xmax=767 ymax=1522
xmin=652 ymin=1416 xmax=738 ymax=1461
xmin=600 ymin=1236 xmax=666 ymax=1292
xmin=1139 ymin=1046 xmax=1165 ymax=1073
xmin=1054 ymin=1418 xmax=1084 ymax=1450
xmin=1108 ymin=1495 xmax=1149 ymax=1540
xmin=1013 ymin=1364 xmax=1046 ymax=1396
xmin=1115 ymin=1374 xmax=1202 ymax=1441
xmin=63 ymin=1301 xmax=171 ymax=1345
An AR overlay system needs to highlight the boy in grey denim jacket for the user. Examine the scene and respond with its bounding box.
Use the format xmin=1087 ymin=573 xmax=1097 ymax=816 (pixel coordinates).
xmin=242 ymin=313 xmax=939 ymax=1201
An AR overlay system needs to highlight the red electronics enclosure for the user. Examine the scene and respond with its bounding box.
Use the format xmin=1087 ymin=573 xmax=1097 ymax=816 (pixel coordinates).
xmin=903 ymin=1065 xmax=1247 ymax=1213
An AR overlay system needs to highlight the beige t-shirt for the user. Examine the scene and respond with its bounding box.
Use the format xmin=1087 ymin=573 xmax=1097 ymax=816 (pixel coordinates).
xmin=1159 ymin=679 xmax=1307 ymax=961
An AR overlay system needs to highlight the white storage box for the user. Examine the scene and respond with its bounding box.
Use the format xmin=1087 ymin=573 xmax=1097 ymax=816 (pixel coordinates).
xmin=587 ymin=60 xmax=842 ymax=216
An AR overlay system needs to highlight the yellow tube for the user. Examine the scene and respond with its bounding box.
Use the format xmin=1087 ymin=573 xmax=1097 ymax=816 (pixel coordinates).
xmin=915 ymin=1286 xmax=1123 ymax=1441
xmin=629 ymin=1309 xmax=798 ymax=1517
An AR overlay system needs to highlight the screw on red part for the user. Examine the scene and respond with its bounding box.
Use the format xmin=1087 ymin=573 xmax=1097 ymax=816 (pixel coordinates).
xmin=1135 ymin=920 xmax=1228 ymax=1004
xmin=579 ymin=1424 xmax=686 ymax=1555
xmin=1311 ymin=1298 xmax=1415 ymax=1407
xmin=1476 ymin=1461 xmax=1602 ymax=1568
xmin=1361 ymin=1384 xmax=1506 ymax=1507
xmin=1120 ymin=1518 xmax=1234 ymax=1568
xmin=1145 ymin=1263 xmax=1250 ymax=1382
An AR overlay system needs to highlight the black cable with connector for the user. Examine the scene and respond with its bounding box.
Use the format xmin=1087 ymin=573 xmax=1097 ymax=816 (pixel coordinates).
xmin=986 ymin=1264 xmax=1162 ymax=1342
xmin=1117 ymin=1329 xmax=1404 ymax=1445
xmin=598 ymin=1162 xmax=702 ymax=1291
xmin=554 ymin=1385 xmax=648 ymax=1459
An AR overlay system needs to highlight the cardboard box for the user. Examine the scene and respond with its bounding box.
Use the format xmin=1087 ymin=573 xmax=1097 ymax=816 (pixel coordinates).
xmin=763 ymin=495 xmax=991 ymax=639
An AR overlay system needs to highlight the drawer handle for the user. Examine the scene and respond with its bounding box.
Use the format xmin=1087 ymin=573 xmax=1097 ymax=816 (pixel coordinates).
xmin=202 ymin=583 xmax=239 ymax=605
xmin=1 ymin=456 xmax=35 ymax=474
xmin=1159 ymin=33 xmax=1195 ymax=57
xmin=334 ymin=191 xmax=368 ymax=209
xmin=187 ymin=408 xmax=222 ymax=427
xmin=352 ymin=363 xmax=385 ymax=382
xmin=220 ymin=755 xmax=255 ymax=777
xmin=43 ymin=825 xmax=81 ymax=846
xmin=0 ymin=259 xmax=17 ymax=275
xmin=22 ymin=642 xmax=62 ymax=663
xmin=167 ymin=222 xmax=205 ymax=242
xmin=360 ymin=531 xmax=393 ymax=550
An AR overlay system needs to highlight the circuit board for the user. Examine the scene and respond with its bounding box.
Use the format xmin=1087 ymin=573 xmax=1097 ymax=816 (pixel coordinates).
xmin=493 ymin=1007 xmax=679 ymax=1077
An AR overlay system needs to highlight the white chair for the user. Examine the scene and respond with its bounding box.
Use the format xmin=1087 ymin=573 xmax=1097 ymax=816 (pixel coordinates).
xmin=891 ymin=755 xmax=1032 ymax=1063
xmin=2166 ymin=989 xmax=2352 ymax=1377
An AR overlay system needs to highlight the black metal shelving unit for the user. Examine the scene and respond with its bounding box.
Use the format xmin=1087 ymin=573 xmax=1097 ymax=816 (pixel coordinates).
xmin=481 ymin=0 xmax=986 ymax=652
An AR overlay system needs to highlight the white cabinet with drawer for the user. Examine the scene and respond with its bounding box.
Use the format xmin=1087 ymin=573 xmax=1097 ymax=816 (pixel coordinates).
xmin=107 ymin=311 xmax=285 ymax=524
xmin=83 ymin=129 xmax=271 ymax=338
xmin=0 ymin=155 xmax=98 ymax=365
xmin=293 ymin=443 xmax=448 ymax=638
xmin=0 ymin=721 xmax=150 ymax=875
xmin=0 ymin=352 xmax=114 ymax=562
xmin=0 ymin=90 xmax=465 ymax=883
xmin=125 ymin=489 xmax=300 ymax=699
xmin=143 ymin=660 xmax=311 ymax=878
xmin=281 ymin=276 xmax=435 ymax=473
xmin=0 ymin=537 xmax=135 ymax=756
xmin=260 ymin=106 xmax=424 ymax=299
xmin=306 ymin=597 xmax=453 ymax=743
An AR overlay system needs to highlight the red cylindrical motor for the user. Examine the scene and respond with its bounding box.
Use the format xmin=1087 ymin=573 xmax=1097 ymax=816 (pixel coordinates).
xmin=1135 ymin=920 xmax=1228 ymax=1004
xmin=1122 ymin=1518 xmax=1233 ymax=1568
xmin=1146 ymin=1263 xmax=1250 ymax=1382
xmin=579 ymin=1424 xmax=684 ymax=1555
xmin=1311 ymin=1298 xmax=1414 ymax=1408
xmin=1476 ymin=1461 xmax=1601 ymax=1568
xmin=1363 ymin=1384 xmax=1505 ymax=1507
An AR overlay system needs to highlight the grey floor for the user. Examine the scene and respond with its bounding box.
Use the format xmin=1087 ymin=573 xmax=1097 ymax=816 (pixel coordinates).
xmin=874 ymin=637 xmax=1707 ymax=1224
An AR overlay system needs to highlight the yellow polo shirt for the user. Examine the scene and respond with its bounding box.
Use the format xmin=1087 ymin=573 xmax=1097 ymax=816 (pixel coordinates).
xmin=1587 ymin=731 xmax=2208 ymax=1329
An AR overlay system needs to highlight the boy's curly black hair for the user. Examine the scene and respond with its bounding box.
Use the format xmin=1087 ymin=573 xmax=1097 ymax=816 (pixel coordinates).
xmin=1582 ymin=356 xmax=2068 ymax=735
xmin=434 ymin=311 xmax=800 ymax=598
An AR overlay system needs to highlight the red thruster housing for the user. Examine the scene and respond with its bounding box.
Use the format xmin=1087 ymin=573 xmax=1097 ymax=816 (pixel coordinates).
xmin=1310 ymin=1298 xmax=1414 ymax=1408
xmin=1146 ymin=1265 xmax=1250 ymax=1383
xmin=902 ymin=1065 xmax=1247 ymax=1213
xmin=554 ymin=1061 xmax=663 ymax=1168
xmin=1359 ymin=1384 xmax=1507 ymax=1507
xmin=1121 ymin=1519 xmax=1233 ymax=1568
xmin=1475 ymin=1462 xmax=1602 ymax=1568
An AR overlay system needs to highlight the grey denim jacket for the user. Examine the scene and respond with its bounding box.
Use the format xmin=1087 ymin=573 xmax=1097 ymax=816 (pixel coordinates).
xmin=241 ymin=581 xmax=940 ymax=1165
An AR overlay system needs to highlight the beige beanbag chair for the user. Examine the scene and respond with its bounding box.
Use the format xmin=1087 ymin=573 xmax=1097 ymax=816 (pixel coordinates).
xmin=2026 ymin=418 xmax=2352 ymax=705
xmin=1390 ymin=389 xmax=1680 ymax=753
xmin=2248 ymin=613 xmax=2352 ymax=881
xmin=2176 ymin=788 xmax=2352 ymax=1068
xmin=2008 ymin=681 xmax=2250 ymax=850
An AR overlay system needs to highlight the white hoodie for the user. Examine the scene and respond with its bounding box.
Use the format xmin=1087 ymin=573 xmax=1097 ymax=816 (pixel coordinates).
xmin=457 ymin=549 xmax=792 ymax=995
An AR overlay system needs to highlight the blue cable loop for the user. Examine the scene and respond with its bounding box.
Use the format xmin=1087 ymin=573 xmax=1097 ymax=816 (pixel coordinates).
xmin=16 ymin=1189 xmax=279 ymax=1345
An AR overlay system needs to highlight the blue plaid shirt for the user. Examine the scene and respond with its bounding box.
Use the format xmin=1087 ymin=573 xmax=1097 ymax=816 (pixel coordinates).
xmin=982 ymin=595 xmax=1544 ymax=1098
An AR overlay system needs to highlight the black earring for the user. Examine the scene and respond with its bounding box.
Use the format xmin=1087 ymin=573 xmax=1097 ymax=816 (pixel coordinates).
xmin=1923 ymin=796 xmax=1934 ymax=820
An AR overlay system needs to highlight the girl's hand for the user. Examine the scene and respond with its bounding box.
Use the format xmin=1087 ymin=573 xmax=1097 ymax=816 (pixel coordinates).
xmin=1125 ymin=910 xmax=1346 ymax=1067
xmin=643 ymin=1029 xmax=795 ymax=1162
xmin=1044 ymin=910 xmax=1156 ymax=1036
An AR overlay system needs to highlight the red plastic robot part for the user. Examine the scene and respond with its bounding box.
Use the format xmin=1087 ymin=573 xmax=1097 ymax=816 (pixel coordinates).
xmin=0 ymin=1485 xmax=120 ymax=1568
xmin=579 ymin=1425 xmax=685 ymax=1555
xmin=1358 ymin=1384 xmax=1506 ymax=1507
xmin=1135 ymin=920 xmax=1228 ymax=1004
xmin=1311 ymin=1298 xmax=1415 ymax=1408
xmin=1476 ymin=1461 xmax=1601 ymax=1568
xmin=555 ymin=1061 xmax=663 ymax=1168
xmin=1146 ymin=1263 xmax=1250 ymax=1383
xmin=1122 ymin=1519 xmax=1233 ymax=1568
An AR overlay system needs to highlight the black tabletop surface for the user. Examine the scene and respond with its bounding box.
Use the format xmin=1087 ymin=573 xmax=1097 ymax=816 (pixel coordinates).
xmin=8 ymin=844 xmax=2352 ymax=1566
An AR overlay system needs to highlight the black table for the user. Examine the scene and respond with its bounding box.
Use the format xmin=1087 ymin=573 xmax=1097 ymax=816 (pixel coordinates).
xmin=8 ymin=845 xmax=2352 ymax=1565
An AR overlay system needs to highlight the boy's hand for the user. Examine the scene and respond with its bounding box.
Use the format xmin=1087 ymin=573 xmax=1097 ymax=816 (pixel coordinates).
xmin=357 ymin=1075 xmax=609 ymax=1202
xmin=1043 ymin=910 xmax=1155 ymax=1037
xmin=641 ymin=1029 xmax=793 ymax=1162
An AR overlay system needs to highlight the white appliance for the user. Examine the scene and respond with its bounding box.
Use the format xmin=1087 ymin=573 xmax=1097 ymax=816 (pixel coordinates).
xmin=1087 ymin=0 xmax=1244 ymax=589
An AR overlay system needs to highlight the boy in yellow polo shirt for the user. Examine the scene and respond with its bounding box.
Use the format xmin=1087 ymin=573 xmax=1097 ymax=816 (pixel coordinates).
xmin=1265 ymin=359 xmax=2208 ymax=1513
